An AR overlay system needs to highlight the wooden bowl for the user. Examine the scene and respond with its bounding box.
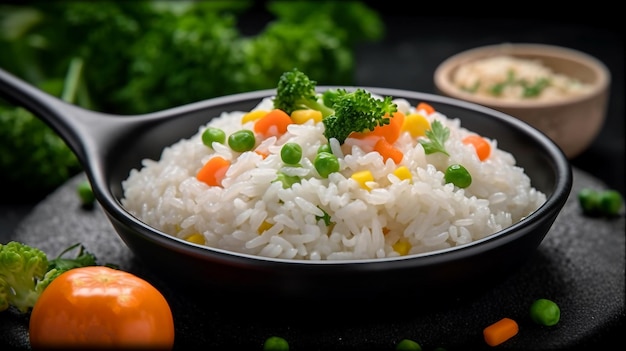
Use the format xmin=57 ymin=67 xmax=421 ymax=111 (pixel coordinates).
xmin=434 ymin=43 xmax=610 ymax=158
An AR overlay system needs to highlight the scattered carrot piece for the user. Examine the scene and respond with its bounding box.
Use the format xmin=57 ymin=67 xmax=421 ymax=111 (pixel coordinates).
xmin=483 ymin=317 xmax=519 ymax=347
xmin=196 ymin=156 xmax=230 ymax=187
xmin=463 ymin=135 xmax=491 ymax=161
xmin=416 ymin=102 xmax=435 ymax=115
xmin=351 ymin=111 xmax=405 ymax=144
xmin=374 ymin=137 xmax=404 ymax=164
xmin=254 ymin=109 xmax=293 ymax=138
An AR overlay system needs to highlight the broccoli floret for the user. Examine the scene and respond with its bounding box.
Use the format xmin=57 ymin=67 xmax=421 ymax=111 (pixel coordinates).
xmin=0 ymin=241 xmax=97 ymax=313
xmin=322 ymin=88 xmax=397 ymax=144
xmin=272 ymin=68 xmax=335 ymax=117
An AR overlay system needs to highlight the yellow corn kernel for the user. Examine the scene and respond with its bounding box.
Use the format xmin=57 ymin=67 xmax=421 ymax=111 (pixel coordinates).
xmin=393 ymin=239 xmax=411 ymax=256
xmin=401 ymin=113 xmax=430 ymax=137
xmin=393 ymin=166 xmax=412 ymax=183
xmin=258 ymin=220 xmax=273 ymax=234
xmin=185 ymin=233 xmax=205 ymax=245
xmin=351 ymin=170 xmax=374 ymax=190
xmin=242 ymin=109 xmax=269 ymax=124
xmin=290 ymin=109 xmax=323 ymax=124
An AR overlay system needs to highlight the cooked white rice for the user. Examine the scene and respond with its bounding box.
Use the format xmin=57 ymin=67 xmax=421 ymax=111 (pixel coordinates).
xmin=121 ymin=95 xmax=546 ymax=260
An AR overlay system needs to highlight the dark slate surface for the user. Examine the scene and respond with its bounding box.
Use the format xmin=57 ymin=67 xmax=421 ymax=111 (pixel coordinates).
xmin=1 ymin=168 xmax=623 ymax=351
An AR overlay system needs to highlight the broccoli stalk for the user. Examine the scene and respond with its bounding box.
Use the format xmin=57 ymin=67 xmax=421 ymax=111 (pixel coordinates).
xmin=272 ymin=68 xmax=335 ymax=117
xmin=0 ymin=241 xmax=97 ymax=313
xmin=273 ymin=69 xmax=398 ymax=144
xmin=322 ymin=88 xmax=397 ymax=144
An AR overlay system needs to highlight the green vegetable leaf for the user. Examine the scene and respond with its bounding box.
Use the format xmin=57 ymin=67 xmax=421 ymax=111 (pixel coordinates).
xmin=419 ymin=120 xmax=450 ymax=156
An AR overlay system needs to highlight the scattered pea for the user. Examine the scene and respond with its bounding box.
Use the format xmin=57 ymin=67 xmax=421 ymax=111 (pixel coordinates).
xmin=76 ymin=180 xmax=95 ymax=207
xmin=274 ymin=172 xmax=301 ymax=189
xmin=578 ymin=188 xmax=623 ymax=216
xmin=263 ymin=336 xmax=289 ymax=351
xmin=444 ymin=164 xmax=472 ymax=188
xmin=395 ymin=338 xmax=422 ymax=351
xmin=201 ymin=127 xmax=226 ymax=148
xmin=228 ymin=129 xmax=256 ymax=152
xmin=530 ymin=298 xmax=560 ymax=326
xmin=317 ymin=144 xmax=332 ymax=154
xmin=280 ymin=142 xmax=303 ymax=165
xmin=314 ymin=151 xmax=340 ymax=178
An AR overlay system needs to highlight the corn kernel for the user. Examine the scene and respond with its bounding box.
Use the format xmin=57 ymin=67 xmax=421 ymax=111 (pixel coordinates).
xmin=393 ymin=239 xmax=411 ymax=256
xmin=258 ymin=220 xmax=273 ymax=234
xmin=351 ymin=170 xmax=374 ymax=190
xmin=402 ymin=113 xmax=430 ymax=137
xmin=291 ymin=109 xmax=323 ymax=124
xmin=393 ymin=166 xmax=412 ymax=183
xmin=242 ymin=109 xmax=269 ymax=124
xmin=185 ymin=233 xmax=205 ymax=245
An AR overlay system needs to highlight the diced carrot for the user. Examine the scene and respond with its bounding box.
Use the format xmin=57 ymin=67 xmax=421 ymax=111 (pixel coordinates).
xmin=254 ymin=149 xmax=269 ymax=159
xmin=483 ymin=318 xmax=519 ymax=347
xmin=196 ymin=156 xmax=230 ymax=187
xmin=463 ymin=134 xmax=491 ymax=161
xmin=374 ymin=137 xmax=403 ymax=164
xmin=253 ymin=109 xmax=293 ymax=138
xmin=416 ymin=102 xmax=435 ymax=115
xmin=351 ymin=111 xmax=405 ymax=144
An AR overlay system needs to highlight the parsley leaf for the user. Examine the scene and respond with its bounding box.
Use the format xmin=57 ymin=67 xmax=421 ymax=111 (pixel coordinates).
xmin=419 ymin=120 xmax=450 ymax=156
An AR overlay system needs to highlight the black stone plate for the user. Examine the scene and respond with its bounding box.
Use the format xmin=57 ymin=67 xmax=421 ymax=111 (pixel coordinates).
xmin=1 ymin=168 xmax=623 ymax=350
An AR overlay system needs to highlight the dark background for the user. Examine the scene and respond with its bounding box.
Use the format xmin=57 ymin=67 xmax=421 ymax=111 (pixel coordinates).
xmin=1 ymin=3 xmax=624 ymax=350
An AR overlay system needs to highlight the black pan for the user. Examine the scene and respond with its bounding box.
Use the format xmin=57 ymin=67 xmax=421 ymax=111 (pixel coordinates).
xmin=0 ymin=67 xmax=572 ymax=304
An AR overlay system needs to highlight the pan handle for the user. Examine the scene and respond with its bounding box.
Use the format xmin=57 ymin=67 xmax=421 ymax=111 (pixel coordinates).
xmin=0 ymin=67 xmax=140 ymax=168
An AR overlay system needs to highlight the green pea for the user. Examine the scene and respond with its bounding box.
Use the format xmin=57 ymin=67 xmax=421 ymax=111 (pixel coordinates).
xmin=599 ymin=190 xmax=623 ymax=216
xmin=578 ymin=188 xmax=624 ymax=216
xmin=263 ymin=336 xmax=289 ymax=351
xmin=274 ymin=172 xmax=301 ymax=189
xmin=281 ymin=142 xmax=303 ymax=165
xmin=395 ymin=338 xmax=422 ymax=351
xmin=314 ymin=151 xmax=340 ymax=178
xmin=201 ymin=127 xmax=226 ymax=148
xmin=577 ymin=188 xmax=600 ymax=214
xmin=444 ymin=164 xmax=472 ymax=188
xmin=317 ymin=143 xmax=332 ymax=154
xmin=529 ymin=298 xmax=560 ymax=326
xmin=228 ymin=129 xmax=255 ymax=152
xmin=76 ymin=180 xmax=95 ymax=207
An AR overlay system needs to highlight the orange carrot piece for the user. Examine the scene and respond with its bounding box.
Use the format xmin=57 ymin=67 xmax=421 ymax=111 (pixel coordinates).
xmin=463 ymin=135 xmax=491 ymax=161
xmin=416 ymin=102 xmax=435 ymax=115
xmin=483 ymin=317 xmax=519 ymax=347
xmin=253 ymin=109 xmax=293 ymax=138
xmin=196 ymin=156 xmax=230 ymax=187
xmin=374 ymin=137 xmax=403 ymax=164
xmin=351 ymin=111 xmax=405 ymax=144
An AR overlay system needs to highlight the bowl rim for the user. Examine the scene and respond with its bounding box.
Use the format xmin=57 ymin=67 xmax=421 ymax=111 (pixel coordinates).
xmin=433 ymin=42 xmax=611 ymax=109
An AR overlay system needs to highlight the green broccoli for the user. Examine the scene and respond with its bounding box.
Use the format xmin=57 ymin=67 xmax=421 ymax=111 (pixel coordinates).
xmin=322 ymin=88 xmax=397 ymax=144
xmin=0 ymin=241 xmax=97 ymax=313
xmin=273 ymin=69 xmax=397 ymax=144
xmin=272 ymin=68 xmax=335 ymax=117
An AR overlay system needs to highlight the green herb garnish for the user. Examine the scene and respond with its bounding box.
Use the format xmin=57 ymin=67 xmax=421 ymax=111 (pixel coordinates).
xmin=419 ymin=120 xmax=450 ymax=156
